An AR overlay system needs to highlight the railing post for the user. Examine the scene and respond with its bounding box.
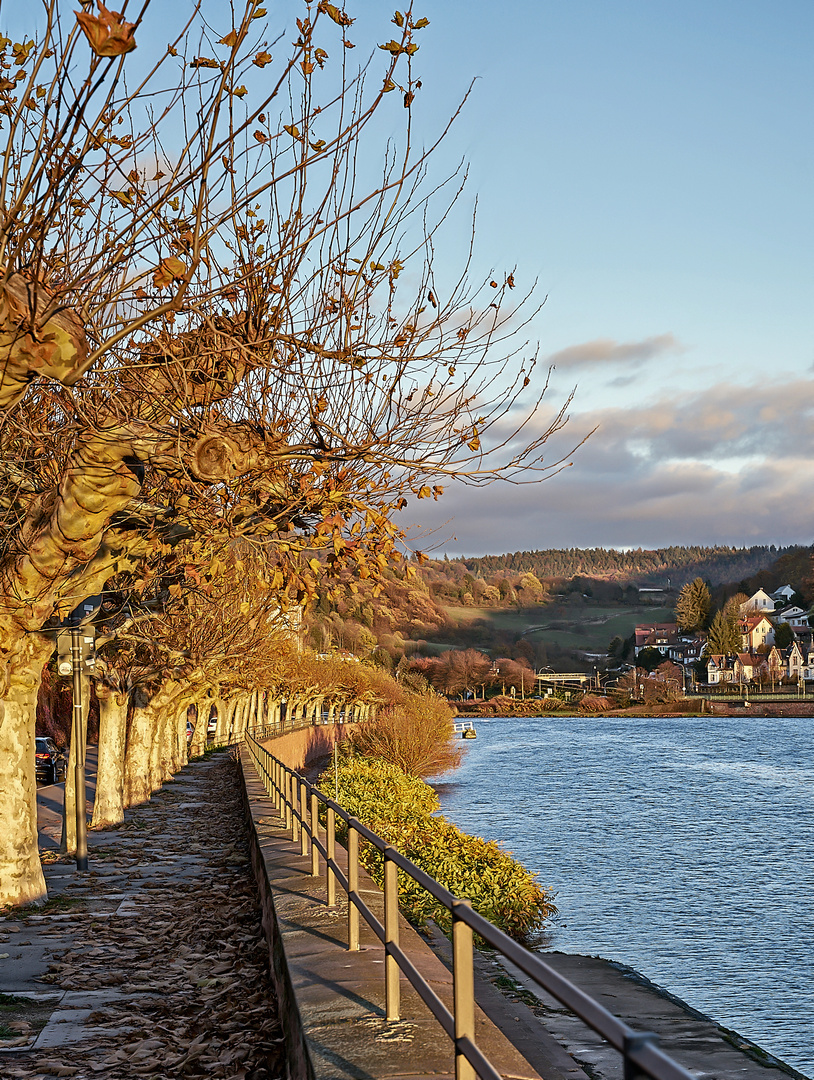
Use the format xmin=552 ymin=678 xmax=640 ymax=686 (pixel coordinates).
xmin=310 ymin=791 xmax=319 ymax=876
xmin=326 ymin=805 xmax=336 ymax=908
xmin=623 ymin=1031 xmax=659 ymax=1080
xmin=384 ymin=850 xmax=400 ymax=1020
xmin=348 ymin=823 xmax=360 ymax=951
xmin=300 ymin=779 xmax=309 ymax=857
xmin=285 ymin=770 xmax=293 ymax=834
xmin=292 ymin=775 xmax=301 ymax=844
xmin=452 ymin=900 xmax=475 ymax=1080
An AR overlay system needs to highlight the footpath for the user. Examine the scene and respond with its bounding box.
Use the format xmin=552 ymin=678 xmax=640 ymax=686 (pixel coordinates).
xmin=1 ymin=751 xmax=285 ymax=1079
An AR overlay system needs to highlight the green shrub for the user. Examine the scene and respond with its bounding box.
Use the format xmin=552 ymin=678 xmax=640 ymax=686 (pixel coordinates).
xmin=319 ymin=754 xmax=556 ymax=941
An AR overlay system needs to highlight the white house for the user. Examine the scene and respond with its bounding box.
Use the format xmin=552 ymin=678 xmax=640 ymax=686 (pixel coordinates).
xmin=740 ymin=589 xmax=775 ymax=614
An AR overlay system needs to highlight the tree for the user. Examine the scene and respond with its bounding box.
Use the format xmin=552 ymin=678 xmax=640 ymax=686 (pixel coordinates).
xmin=636 ymin=647 xmax=666 ymax=673
xmin=704 ymin=610 xmax=742 ymax=657
xmin=675 ymin=577 xmax=711 ymax=632
xmin=774 ymin=622 xmax=793 ymax=650
xmin=0 ymin=2 xmax=578 ymax=906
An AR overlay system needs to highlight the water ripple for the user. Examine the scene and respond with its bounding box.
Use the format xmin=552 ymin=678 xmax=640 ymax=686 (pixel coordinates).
xmin=434 ymin=715 xmax=814 ymax=1077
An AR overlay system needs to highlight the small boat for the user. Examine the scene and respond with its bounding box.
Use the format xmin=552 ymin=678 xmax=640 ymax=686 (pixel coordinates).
xmin=453 ymin=721 xmax=477 ymax=739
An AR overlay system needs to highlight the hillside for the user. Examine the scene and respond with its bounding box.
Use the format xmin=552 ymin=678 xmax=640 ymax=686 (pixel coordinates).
xmin=304 ymin=543 xmax=812 ymax=673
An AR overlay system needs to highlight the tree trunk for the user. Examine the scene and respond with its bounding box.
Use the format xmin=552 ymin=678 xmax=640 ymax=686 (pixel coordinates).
xmin=60 ymin=673 xmax=90 ymax=855
xmin=90 ymin=686 xmax=128 ymax=829
xmin=0 ymin=636 xmax=51 ymax=907
xmin=124 ymin=702 xmax=154 ymax=807
xmin=189 ymin=695 xmax=208 ymax=758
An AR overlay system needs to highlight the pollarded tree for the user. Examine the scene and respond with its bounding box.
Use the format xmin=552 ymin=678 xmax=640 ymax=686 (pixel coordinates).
xmin=0 ymin=2 xmax=577 ymax=905
xmin=675 ymin=577 xmax=711 ymax=632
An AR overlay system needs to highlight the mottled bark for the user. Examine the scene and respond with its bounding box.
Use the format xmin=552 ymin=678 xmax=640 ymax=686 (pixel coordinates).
xmin=90 ymin=687 xmax=129 ymax=829
xmin=124 ymin=701 xmax=154 ymax=807
xmin=189 ymin=694 xmax=209 ymax=758
xmin=0 ymin=636 xmax=51 ymax=906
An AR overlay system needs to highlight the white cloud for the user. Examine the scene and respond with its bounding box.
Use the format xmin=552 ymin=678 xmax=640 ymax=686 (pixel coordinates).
xmin=401 ymin=376 xmax=814 ymax=554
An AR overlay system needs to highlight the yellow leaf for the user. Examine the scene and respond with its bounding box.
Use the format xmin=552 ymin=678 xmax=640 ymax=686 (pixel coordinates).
xmin=417 ymin=486 xmax=431 ymax=499
xmin=467 ymin=436 xmax=480 ymax=451
xmin=189 ymin=56 xmax=220 ymax=69
xmin=309 ymin=558 xmax=322 ymax=575
xmin=76 ymin=4 xmax=137 ymax=57
xmin=283 ymin=123 xmax=300 ymax=139
xmin=253 ymin=50 xmax=272 ymax=67
xmin=218 ymin=30 xmax=238 ymax=47
xmin=232 ymin=84 xmax=248 ymax=97
xmin=413 ymin=17 xmax=430 ymax=29
xmin=317 ymin=2 xmax=354 ymax=27
xmin=392 ymin=11 xmax=404 ymax=27
xmin=153 ymin=256 xmax=187 ymax=287
xmin=252 ymin=6 xmax=267 ymax=18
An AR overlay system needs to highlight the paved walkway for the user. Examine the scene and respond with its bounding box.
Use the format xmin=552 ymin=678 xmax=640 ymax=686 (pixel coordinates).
xmin=1 ymin=750 xmax=285 ymax=1079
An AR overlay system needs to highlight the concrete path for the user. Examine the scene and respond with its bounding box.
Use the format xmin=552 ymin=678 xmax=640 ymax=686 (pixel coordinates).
xmin=1 ymin=750 xmax=286 ymax=1079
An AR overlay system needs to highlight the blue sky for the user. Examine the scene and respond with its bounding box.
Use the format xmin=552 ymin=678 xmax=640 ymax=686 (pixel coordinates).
xmin=12 ymin=1 xmax=812 ymax=557
xmin=379 ymin=1 xmax=814 ymax=555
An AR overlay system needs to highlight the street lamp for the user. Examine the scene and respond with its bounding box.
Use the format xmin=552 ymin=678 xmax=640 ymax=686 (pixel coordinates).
xmin=55 ymin=596 xmax=100 ymax=873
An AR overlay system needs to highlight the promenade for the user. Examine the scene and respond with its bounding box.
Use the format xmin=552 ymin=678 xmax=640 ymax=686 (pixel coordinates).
xmin=1 ymin=751 xmax=284 ymax=1079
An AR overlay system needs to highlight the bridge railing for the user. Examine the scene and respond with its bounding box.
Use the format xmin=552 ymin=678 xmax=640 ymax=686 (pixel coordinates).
xmin=244 ymin=731 xmax=696 ymax=1080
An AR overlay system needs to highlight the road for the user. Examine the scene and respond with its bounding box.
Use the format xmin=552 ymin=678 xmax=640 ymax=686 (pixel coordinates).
xmin=36 ymin=743 xmax=98 ymax=850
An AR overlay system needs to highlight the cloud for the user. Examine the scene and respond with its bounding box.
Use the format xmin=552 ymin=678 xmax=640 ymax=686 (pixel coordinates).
xmin=400 ymin=375 xmax=814 ymax=554
xmin=545 ymin=333 xmax=682 ymax=371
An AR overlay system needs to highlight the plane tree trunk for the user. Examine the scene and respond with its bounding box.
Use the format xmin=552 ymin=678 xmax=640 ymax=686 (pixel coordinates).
xmin=0 ymin=636 xmax=52 ymax=906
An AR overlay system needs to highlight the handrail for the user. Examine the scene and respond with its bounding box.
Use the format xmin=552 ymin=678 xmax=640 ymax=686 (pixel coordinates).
xmin=243 ymin=731 xmax=696 ymax=1080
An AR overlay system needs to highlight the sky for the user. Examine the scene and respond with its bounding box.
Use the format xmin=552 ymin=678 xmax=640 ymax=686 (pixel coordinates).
xmin=10 ymin=1 xmax=812 ymax=558
xmin=375 ymin=0 xmax=814 ymax=556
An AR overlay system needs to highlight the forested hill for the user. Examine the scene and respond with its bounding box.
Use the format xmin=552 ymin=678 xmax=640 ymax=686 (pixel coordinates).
xmin=441 ymin=545 xmax=807 ymax=588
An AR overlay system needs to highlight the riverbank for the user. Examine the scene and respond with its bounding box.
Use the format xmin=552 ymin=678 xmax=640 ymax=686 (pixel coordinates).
xmin=452 ymin=697 xmax=814 ymax=719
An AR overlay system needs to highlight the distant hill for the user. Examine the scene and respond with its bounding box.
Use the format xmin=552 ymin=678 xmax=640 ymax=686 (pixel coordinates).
xmin=439 ymin=545 xmax=806 ymax=589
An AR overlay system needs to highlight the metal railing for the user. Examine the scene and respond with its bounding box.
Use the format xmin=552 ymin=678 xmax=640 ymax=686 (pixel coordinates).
xmin=244 ymin=731 xmax=696 ymax=1080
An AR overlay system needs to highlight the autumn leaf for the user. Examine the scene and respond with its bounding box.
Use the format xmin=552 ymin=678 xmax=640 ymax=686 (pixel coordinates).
xmin=489 ymin=279 xmax=498 ymax=288
xmin=318 ymin=2 xmax=354 ymax=27
xmin=379 ymin=40 xmax=403 ymax=55
xmin=153 ymin=256 xmax=187 ymax=287
xmin=283 ymin=124 xmax=301 ymax=139
xmin=507 ymin=273 xmax=515 ymax=289
xmin=218 ymin=30 xmax=239 ymax=47
xmin=75 ymin=4 xmax=137 ymax=57
xmin=253 ymin=50 xmax=272 ymax=67
xmin=231 ymin=84 xmax=248 ymax=97
xmin=392 ymin=11 xmax=404 ymax=27
xmin=413 ymin=17 xmax=430 ymax=29
xmin=417 ymin=486 xmax=431 ymax=499
xmin=189 ymin=56 xmax=220 ymax=69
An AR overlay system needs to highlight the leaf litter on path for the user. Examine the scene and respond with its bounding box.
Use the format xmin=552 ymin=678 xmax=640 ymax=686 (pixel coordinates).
xmin=11 ymin=752 xmax=285 ymax=1079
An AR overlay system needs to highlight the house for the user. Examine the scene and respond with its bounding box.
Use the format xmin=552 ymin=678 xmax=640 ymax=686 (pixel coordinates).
xmin=734 ymin=652 xmax=758 ymax=682
xmin=772 ymin=585 xmax=797 ymax=604
xmin=786 ymin=641 xmax=805 ymax=680
xmin=774 ymin=605 xmax=810 ymax=628
xmin=634 ymin=623 xmax=678 ymax=657
xmin=740 ymin=613 xmax=775 ymax=651
xmin=707 ymin=654 xmax=736 ymax=684
xmin=740 ymin=589 xmax=775 ymax=614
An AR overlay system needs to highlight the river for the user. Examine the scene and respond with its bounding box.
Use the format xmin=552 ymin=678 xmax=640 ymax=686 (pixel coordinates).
xmin=433 ymin=714 xmax=814 ymax=1077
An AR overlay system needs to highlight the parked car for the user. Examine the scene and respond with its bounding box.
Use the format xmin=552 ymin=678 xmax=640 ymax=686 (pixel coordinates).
xmin=186 ymin=719 xmax=194 ymax=743
xmin=35 ymin=737 xmax=67 ymax=784
xmin=207 ymin=714 xmax=217 ymax=738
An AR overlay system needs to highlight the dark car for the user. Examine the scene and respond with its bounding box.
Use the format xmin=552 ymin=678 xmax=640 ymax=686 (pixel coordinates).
xmin=35 ymin=737 xmax=67 ymax=785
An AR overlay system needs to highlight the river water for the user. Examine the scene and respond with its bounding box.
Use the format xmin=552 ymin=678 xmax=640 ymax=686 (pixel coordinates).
xmin=433 ymin=715 xmax=814 ymax=1077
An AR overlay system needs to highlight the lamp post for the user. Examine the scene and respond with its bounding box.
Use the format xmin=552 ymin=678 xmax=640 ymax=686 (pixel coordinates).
xmin=55 ymin=597 xmax=100 ymax=873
